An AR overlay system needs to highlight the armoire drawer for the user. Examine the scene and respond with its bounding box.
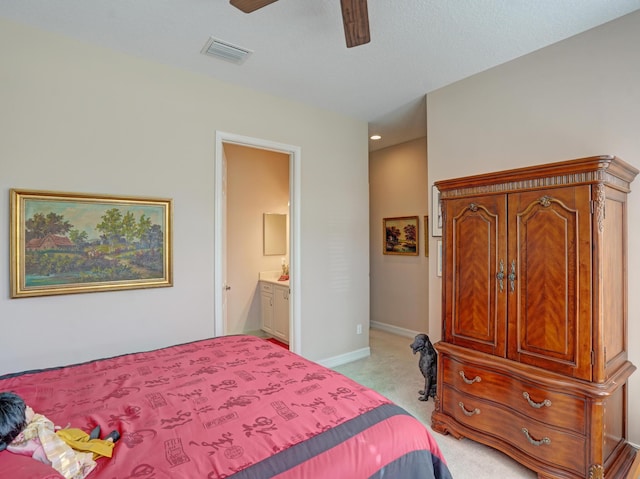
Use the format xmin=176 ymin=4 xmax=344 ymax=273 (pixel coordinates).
xmin=442 ymin=386 xmax=587 ymax=477
xmin=441 ymin=355 xmax=586 ymax=434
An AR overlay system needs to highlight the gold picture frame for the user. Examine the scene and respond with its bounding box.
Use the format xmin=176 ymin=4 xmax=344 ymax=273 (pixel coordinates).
xmin=383 ymin=216 xmax=418 ymax=256
xmin=424 ymin=215 xmax=429 ymax=257
xmin=11 ymin=189 xmax=173 ymax=298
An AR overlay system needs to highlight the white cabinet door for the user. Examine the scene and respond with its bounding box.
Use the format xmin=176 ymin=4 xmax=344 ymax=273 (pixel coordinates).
xmin=273 ymin=285 xmax=289 ymax=342
xmin=260 ymin=283 xmax=274 ymax=334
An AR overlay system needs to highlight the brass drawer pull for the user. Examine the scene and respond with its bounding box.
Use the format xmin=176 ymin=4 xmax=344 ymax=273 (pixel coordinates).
xmin=508 ymin=259 xmax=517 ymax=293
xmin=523 ymin=391 xmax=552 ymax=409
xmin=458 ymin=402 xmax=480 ymax=416
xmin=459 ymin=371 xmax=482 ymax=384
xmin=521 ymin=428 xmax=551 ymax=446
xmin=496 ymin=259 xmax=505 ymax=292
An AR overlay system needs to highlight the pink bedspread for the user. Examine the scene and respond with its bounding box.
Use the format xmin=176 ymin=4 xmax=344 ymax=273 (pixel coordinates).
xmin=0 ymin=335 xmax=451 ymax=479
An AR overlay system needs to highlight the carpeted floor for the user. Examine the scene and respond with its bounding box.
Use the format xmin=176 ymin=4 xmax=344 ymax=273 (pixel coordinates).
xmin=333 ymin=328 xmax=537 ymax=479
xmin=265 ymin=337 xmax=289 ymax=349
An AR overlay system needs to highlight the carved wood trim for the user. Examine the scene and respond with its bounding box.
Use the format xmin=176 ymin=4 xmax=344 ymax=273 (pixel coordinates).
xmin=595 ymin=184 xmax=606 ymax=233
xmin=589 ymin=463 xmax=604 ymax=479
xmin=437 ymin=156 xmax=639 ymax=199
xmin=440 ymin=170 xmax=629 ymax=199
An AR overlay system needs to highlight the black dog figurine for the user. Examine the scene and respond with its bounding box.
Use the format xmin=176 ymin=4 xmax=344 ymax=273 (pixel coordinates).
xmin=410 ymin=333 xmax=437 ymax=401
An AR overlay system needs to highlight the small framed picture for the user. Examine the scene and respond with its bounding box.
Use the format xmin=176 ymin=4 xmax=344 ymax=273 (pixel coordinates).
xmin=424 ymin=216 xmax=429 ymax=257
xmin=432 ymin=185 xmax=442 ymax=237
xmin=383 ymin=216 xmax=419 ymax=256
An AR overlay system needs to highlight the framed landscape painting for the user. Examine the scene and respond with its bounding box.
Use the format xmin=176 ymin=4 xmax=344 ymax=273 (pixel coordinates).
xmin=383 ymin=216 xmax=418 ymax=255
xmin=10 ymin=189 xmax=173 ymax=298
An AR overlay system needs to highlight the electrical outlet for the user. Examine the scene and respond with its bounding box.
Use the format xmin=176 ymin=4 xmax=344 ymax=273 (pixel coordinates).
xmin=356 ymin=324 xmax=362 ymax=334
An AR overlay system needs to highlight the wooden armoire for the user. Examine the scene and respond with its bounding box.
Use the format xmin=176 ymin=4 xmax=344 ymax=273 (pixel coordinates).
xmin=431 ymin=156 xmax=638 ymax=479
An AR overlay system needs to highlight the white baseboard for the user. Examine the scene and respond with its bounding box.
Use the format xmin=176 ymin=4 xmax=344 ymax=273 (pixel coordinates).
xmin=318 ymin=322 xmax=422 ymax=368
xmin=318 ymin=347 xmax=370 ymax=368
xmin=370 ymin=321 xmax=421 ymax=339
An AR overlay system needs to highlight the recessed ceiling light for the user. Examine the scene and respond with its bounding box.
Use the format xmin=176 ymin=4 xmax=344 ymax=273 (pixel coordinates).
xmin=370 ymin=135 xmax=382 ymax=140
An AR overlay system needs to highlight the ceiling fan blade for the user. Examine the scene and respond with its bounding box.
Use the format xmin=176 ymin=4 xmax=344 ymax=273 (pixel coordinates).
xmin=340 ymin=0 xmax=370 ymax=48
xmin=230 ymin=0 xmax=279 ymax=14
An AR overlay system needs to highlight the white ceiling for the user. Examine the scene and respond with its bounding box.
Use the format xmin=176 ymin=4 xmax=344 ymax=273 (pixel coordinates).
xmin=2 ymin=1 xmax=639 ymax=151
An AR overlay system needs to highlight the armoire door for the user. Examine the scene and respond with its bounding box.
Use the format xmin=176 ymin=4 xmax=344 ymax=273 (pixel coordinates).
xmin=506 ymin=185 xmax=593 ymax=380
xmin=443 ymin=194 xmax=507 ymax=357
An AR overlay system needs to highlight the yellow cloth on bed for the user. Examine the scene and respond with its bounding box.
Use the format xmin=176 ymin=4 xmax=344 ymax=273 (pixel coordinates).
xmin=56 ymin=428 xmax=115 ymax=459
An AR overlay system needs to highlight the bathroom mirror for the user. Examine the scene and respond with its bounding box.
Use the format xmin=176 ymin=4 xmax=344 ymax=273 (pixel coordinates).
xmin=263 ymin=213 xmax=287 ymax=255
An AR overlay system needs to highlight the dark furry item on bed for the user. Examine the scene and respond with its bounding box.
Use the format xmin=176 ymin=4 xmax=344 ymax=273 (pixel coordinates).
xmin=0 ymin=392 xmax=27 ymax=452
xmin=410 ymin=333 xmax=437 ymax=401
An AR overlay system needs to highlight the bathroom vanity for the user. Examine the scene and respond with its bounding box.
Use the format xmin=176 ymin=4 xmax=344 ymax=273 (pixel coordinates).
xmin=259 ymin=272 xmax=289 ymax=343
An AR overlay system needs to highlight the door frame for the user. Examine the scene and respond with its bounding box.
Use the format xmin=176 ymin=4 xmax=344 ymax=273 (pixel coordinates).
xmin=214 ymin=131 xmax=302 ymax=354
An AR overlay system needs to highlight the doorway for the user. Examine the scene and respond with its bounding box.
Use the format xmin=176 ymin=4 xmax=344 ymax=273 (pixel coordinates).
xmin=214 ymin=131 xmax=301 ymax=354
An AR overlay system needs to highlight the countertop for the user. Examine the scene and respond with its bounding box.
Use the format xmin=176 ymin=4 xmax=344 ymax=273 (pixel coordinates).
xmin=259 ymin=271 xmax=289 ymax=287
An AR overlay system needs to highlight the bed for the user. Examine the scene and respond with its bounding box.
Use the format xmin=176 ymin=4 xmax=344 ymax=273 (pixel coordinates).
xmin=0 ymin=335 xmax=452 ymax=479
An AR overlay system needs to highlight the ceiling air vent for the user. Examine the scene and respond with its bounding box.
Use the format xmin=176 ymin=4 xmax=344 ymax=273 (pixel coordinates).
xmin=201 ymin=37 xmax=253 ymax=65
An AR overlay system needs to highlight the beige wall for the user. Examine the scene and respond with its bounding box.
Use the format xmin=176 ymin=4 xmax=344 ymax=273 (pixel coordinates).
xmin=225 ymin=144 xmax=289 ymax=335
xmin=427 ymin=10 xmax=640 ymax=445
xmin=0 ymin=18 xmax=370 ymax=371
xmin=369 ymin=138 xmax=429 ymax=337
